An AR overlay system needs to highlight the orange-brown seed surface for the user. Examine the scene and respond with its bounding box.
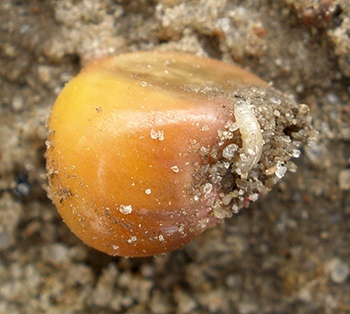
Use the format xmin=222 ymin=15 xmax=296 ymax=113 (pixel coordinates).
xmin=46 ymin=51 xmax=272 ymax=257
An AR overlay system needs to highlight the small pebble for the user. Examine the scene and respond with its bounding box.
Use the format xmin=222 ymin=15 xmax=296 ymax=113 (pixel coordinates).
xmin=339 ymin=169 xmax=350 ymax=190
xmin=327 ymin=258 xmax=350 ymax=284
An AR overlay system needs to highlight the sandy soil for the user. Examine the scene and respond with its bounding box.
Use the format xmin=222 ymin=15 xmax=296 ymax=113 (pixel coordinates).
xmin=0 ymin=0 xmax=349 ymax=313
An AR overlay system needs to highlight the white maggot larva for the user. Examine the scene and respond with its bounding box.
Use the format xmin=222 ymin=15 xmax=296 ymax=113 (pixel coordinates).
xmin=234 ymin=101 xmax=263 ymax=173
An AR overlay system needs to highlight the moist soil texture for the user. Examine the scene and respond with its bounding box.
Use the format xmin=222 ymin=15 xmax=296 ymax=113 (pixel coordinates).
xmin=0 ymin=0 xmax=350 ymax=313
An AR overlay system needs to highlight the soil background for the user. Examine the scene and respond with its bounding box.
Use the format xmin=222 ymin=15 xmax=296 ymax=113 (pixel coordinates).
xmin=0 ymin=0 xmax=350 ymax=313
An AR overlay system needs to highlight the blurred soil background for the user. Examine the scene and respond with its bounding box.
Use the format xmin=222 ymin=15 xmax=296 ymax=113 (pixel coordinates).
xmin=0 ymin=0 xmax=350 ymax=313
